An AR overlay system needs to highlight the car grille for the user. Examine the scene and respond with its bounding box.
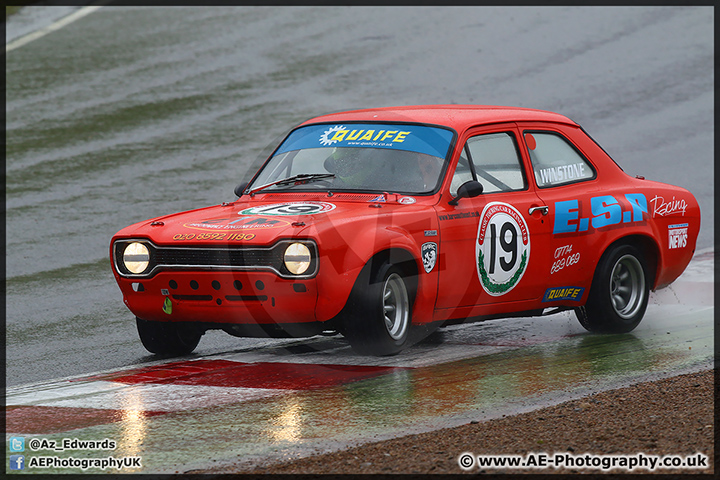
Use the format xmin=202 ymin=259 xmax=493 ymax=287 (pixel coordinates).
xmin=153 ymin=248 xmax=276 ymax=268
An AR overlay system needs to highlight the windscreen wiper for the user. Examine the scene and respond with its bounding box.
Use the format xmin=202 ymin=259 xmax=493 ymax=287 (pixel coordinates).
xmin=248 ymin=173 xmax=336 ymax=196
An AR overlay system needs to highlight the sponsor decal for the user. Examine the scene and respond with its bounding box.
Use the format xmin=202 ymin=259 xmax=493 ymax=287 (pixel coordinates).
xmin=650 ymin=195 xmax=688 ymax=217
xmin=162 ymin=297 xmax=172 ymax=315
xmin=439 ymin=210 xmax=480 ymax=221
xmin=668 ymin=223 xmax=689 ymax=249
xmin=537 ymin=162 xmax=589 ymax=186
xmin=398 ymin=196 xmax=416 ymax=205
xmin=553 ymin=193 xmax=648 ymax=234
xmin=369 ymin=194 xmax=386 ymax=203
xmin=424 ymin=230 xmax=438 ymax=237
xmin=476 ymin=202 xmax=530 ymax=296
xmin=241 ymin=202 xmax=336 ymax=216
xmin=421 ymin=242 xmax=438 ymax=274
xmin=274 ymin=123 xmax=454 ymax=159
xmin=320 ymin=125 xmax=411 ymax=146
xmin=550 ymin=244 xmax=581 ymax=274
xmin=542 ymin=286 xmax=584 ymax=302
xmin=183 ymin=217 xmax=290 ymax=232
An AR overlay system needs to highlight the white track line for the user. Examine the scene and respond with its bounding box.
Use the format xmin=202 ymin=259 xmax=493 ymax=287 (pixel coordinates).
xmin=6 ymin=5 xmax=103 ymax=53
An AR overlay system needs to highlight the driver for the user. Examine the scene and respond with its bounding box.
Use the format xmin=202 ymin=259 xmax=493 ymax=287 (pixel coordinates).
xmin=329 ymin=147 xmax=384 ymax=187
xmin=416 ymin=153 xmax=441 ymax=190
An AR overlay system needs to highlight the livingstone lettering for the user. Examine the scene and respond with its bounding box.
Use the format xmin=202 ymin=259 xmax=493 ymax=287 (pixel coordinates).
xmin=538 ymin=162 xmax=587 ymax=185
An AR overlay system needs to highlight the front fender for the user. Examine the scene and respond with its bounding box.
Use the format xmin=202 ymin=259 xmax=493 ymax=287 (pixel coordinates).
xmin=314 ymin=222 xmax=435 ymax=323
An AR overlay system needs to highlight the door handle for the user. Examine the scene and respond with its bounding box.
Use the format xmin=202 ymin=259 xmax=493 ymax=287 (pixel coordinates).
xmin=528 ymin=205 xmax=549 ymax=216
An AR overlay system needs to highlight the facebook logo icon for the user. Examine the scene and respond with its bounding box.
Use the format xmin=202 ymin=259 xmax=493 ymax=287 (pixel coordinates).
xmin=10 ymin=455 xmax=25 ymax=470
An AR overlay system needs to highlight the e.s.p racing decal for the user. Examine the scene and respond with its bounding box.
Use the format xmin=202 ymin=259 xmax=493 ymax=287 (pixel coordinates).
xmin=476 ymin=202 xmax=530 ymax=296
xmin=553 ymin=193 xmax=647 ymax=234
xmin=240 ymin=202 xmax=336 ymax=216
xmin=650 ymin=195 xmax=687 ymax=217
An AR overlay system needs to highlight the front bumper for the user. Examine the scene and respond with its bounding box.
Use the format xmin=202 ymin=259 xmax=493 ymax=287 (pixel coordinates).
xmin=116 ymin=270 xmax=319 ymax=325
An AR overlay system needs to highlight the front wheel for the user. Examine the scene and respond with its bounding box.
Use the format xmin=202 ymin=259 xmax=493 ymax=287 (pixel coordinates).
xmin=575 ymin=244 xmax=649 ymax=333
xmin=343 ymin=263 xmax=412 ymax=356
xmin=136 ymin=317 xmax=202 ymax=355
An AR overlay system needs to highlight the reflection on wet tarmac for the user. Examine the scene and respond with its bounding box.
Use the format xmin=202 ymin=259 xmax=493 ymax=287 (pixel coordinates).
xmin=5 ymin=5 xmax=713 ymax=474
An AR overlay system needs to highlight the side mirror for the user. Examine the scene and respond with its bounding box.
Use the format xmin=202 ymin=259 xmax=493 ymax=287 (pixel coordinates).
xmin=234 ymin=182 xmax=249 ymax=198
xmin=448 ymin=180 xmax=483 ymax=206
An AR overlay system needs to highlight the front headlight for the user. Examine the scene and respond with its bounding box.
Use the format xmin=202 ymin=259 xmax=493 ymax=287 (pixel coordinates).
xmin=284 ymin=242 xmax=312 ymax=275
xmin=123 ymin=242 xmax=150 ymax=274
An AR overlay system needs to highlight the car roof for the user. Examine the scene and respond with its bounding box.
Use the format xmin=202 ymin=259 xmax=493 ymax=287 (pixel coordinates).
xmin=299 ymin=105 xmax=578 ymax=130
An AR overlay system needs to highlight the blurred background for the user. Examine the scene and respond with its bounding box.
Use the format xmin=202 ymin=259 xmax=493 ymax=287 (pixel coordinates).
xmin=5 ymin=5 xmax=713 ymax=386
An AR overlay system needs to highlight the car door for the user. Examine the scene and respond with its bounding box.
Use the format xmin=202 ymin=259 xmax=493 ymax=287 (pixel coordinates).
xmin=516 ymin=125 xmax=601 ymax=303
xmin=434 ymin=124 xmax=551 ymax=315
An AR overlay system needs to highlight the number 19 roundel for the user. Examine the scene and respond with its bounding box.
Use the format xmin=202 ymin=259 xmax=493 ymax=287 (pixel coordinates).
xmin=476 ymin=202 xmax=530 ymax=296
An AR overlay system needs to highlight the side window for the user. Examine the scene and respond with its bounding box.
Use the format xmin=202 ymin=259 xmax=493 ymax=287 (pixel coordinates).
xmin=525 ymin=132 xmax=595 ymax=188
xmin=466 ymin=132 xmax=527 ymax=193
xmin=450 ymin=132 xmax=527 ymax=195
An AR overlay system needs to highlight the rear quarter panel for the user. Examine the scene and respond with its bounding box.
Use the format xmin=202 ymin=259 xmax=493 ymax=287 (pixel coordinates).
xmin=519 ymin=121 xmax=699 ymax=303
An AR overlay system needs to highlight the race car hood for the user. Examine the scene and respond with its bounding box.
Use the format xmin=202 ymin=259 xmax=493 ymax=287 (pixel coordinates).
xmin=112 ymin=193 xmax=437 ymax=246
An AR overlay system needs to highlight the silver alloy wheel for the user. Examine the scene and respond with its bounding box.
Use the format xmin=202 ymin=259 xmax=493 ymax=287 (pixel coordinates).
xmin=609 ymin=254 xmax=646 ymax=320
xmin=382 ymin=273 xmax=410 ymax=341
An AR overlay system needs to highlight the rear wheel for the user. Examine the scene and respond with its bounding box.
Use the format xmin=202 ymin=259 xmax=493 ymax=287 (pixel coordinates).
xmin=136 ymin=317 xmax=202 ymax=355
xmin=575 ymin=244 xmax=649 ymax=333
xmin=344 ymin=263 xmax=412 ymax=356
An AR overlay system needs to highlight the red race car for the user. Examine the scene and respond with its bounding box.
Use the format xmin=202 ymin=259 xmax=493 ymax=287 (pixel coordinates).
xmin=110 ymin=105 xmax=700 ymax=356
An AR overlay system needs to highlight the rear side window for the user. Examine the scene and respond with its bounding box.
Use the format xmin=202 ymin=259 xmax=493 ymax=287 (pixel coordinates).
xmin=525 ymin=132 xmax=595 ymax=188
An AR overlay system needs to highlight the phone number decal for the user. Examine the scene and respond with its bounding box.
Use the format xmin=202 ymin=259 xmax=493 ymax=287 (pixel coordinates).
xmin=173 ymin=233 xmax=256 ymax=241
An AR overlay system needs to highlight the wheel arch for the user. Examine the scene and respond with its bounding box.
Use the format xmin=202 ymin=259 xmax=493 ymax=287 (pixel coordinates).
xmin=359 ymin=247 xmax=419 ymax=303
xmin=329 ymin=247 xmax=419 ymax=331
xmin=595 ymin=234 xmax=658 ymax=289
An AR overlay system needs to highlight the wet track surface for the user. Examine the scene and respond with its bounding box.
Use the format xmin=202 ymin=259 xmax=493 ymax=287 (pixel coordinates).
xmin=5 ymin=251 xmax=713 ymax=473
xmin=5 ymin=6 xmax=714 ymax=474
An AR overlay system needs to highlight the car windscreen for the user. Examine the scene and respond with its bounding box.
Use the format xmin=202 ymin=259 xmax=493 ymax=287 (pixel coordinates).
xmin=249 ymin=123 xmax=455 ymax=194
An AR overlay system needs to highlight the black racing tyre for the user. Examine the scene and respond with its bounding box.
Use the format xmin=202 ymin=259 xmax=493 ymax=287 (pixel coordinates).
xmin=575 ymin=244 xmax=649 ymax=333
xmin=136 ymin=317 xmax=202 ymax=355
xmin=343 ymin=263 xmax=412 ymax=356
